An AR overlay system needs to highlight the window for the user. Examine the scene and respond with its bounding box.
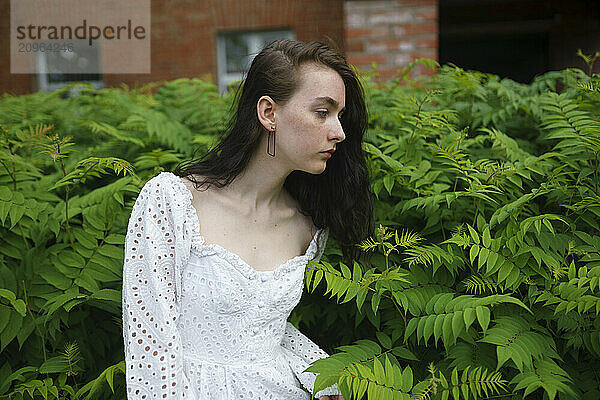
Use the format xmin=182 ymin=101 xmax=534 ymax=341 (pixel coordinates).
xmin=37 ymin=39 xmax=103 ymax=94
xmin=216 ymin=29 xmax=294 ymax=94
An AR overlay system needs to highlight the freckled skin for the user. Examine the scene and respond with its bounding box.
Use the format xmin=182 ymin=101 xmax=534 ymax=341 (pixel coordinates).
xmin=270 ymin=63 xmax=346 ymax=175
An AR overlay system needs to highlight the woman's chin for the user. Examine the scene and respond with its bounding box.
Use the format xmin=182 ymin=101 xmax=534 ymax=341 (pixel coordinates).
xmin=314 ymin=162 xmax=328 ymax=174
xmin=297 ymin=162 xmax=327 ymax=175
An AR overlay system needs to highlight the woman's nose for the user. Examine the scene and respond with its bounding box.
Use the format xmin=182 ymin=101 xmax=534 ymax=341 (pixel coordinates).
xmin=331 ymin=118 xmax=345 ymax=142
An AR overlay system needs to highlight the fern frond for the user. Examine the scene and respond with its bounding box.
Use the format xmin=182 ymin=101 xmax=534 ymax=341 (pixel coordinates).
xmin=577 ymin=80 xmax=600 ymax=92
xmin=462 ymin=275 xmax=501 ymax=295
xmin=305 ymin=260 xmax=409 ymax=313
xmin=403 ymin=243 xmax=450 ymax=268
xmin=405 ymin=294 xmax=530 ymax=348
xmin=307 ymin=339 xmax=414 ymax=399
xmin=536 ymin=282 xmax=600 ymax=315
xmin=37 ymin=341 xmax=85 ymax=375
xmin=427 ymin=142 xmax=479 ymax=176
xmin=481 ymin=127 xmax=534 ymax=163
xmin=447 ymin=341 xmax=498 ymax=371
xmin=389 ymin=265 xmax=454 ymax=316
xmin=79 ymin=120 xmax=145 ymax=147
xmin=61 ymin=341 xmax=83 ymax=377
xmin=437 ymin=366 xmax=508 ymax=400
xmin=558 ymin=312 xmax=600 ymax=357
xmin=395 ymin=228 xmax=425 ymax=248
xmin=510 ymin=357 xmax=576 ymax=400
xmin=489 ymin=186 xmax=553 ymax=227
xmin=540 ymin=91 xmax=600 ymax=153
xmin=49 ymin=157 xmax=137 ymax=191
xmin=74 ymin=361 xmax=126 ymax=399
xmin=340 ymin=354 xmax=414 ymax=400
xmin=480 ymin=315 xmax=559 ymax=371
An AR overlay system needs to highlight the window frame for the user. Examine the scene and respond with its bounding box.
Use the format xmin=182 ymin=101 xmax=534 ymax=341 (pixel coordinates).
xmin=35 ymin=42 xmax=104 ymax=93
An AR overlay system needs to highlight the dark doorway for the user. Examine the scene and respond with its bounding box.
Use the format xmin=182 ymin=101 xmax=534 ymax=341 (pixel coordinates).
xmin=439 ymin=0 xmax=600 ymax=83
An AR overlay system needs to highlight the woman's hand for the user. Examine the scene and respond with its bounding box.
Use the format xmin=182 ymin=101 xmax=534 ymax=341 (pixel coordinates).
xmin=319 ymin=396 xmax=344 ymax=400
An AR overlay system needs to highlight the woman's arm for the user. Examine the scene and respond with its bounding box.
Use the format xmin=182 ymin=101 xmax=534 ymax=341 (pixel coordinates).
xmin=122 ymin=174 xmax=196 ymax=400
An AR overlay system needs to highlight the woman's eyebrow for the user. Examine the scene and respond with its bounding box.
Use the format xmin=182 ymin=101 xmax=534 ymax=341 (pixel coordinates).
xmin=313 ymin=96 xmax=346 ymax=111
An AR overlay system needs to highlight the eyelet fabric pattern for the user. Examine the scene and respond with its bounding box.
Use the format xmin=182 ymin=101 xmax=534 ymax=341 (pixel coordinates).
xmin=122 ymin=172 xmax=342 ymax=399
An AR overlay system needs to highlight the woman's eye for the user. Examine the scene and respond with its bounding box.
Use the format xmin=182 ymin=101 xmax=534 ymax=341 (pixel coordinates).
xmin=317 ymin=110 xmax=328 ymax=118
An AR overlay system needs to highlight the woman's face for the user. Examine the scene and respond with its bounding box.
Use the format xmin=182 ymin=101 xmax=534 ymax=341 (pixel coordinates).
xmin=269 ymin=63 xmax=346 ymax=174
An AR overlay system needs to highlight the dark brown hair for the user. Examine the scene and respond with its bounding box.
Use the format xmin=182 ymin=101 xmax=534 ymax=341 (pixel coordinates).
xmin=174 ymin=38 xmax=374 ymax=265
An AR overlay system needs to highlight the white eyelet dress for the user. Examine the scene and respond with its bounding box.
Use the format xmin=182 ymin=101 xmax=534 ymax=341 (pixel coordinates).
xmin=122 ymin=171 xmax=343 ymax=399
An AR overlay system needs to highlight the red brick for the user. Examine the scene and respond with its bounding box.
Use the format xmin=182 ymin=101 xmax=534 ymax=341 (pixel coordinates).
xmin=383 ymin=39 xmax=415 ymax=51
xmin=375 ymin=67 xmax=404 ymax=80
xmin=399 ymin=22 xmax=438 ymax=36
xmin=345 ymin=26 xmax=389 ymax=39
xmin=2 ymin=0 xmax=345 ymax=94
xmin=416 ymin=36 xmax=438 ymax=48
xmin=414 ymin=7 xmax=438 ymax=21
xmin=345 ymin=1 xmax=397 ymax=12
xmin=368 ymin=11 xmax=413 ymax=25
xmin=396 ymin=0 xmax=438 ymax=6
xmin=347 ymin=53 xmax=388 ymax=66
xmin=345 ymin=12 xmax=367 ymax=28
xmin=345 ymin=40 xmax=365 ymax=52
xmin=411 ymin=49 xmax=438 ymax=60
xmin=392 ymin=53 xmax=413 ymax=65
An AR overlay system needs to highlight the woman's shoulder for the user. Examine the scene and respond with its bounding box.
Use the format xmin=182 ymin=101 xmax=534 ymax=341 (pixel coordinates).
xmin=135 ymin=172 xmax=196 ymax=219
xmin=141 ymin=171 xmax=179 ymax=192
xmin=144 ymin=171 xmax=194 ymax=199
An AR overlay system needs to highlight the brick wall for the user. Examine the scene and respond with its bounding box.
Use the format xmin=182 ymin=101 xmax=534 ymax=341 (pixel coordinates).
xmin=344 ymin=0 xmax=439 ymax=81
xmin=3 ymin=0 xmax=597 ymax=95
xmin=0 ymin=0 xmax=344 ymax=94
xmin=103 ymin=0 xmax=344 ymax=91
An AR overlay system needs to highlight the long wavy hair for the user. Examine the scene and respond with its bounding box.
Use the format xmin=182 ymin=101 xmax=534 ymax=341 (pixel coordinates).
xmin=173 ymin=38 xmax=374 ymax=264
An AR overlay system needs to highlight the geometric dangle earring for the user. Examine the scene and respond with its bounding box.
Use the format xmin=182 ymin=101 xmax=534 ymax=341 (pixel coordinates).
xmin=267 ymin=125 xmax=276 ymax=157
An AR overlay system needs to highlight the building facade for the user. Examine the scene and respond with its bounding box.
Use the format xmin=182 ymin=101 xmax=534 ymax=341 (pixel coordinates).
xmin=1 ymin=0 xmax=599 ymax=95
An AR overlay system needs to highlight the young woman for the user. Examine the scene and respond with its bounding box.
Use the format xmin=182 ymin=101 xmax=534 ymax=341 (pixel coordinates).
xmin=122 ymin=39 xmax=374 ymax=400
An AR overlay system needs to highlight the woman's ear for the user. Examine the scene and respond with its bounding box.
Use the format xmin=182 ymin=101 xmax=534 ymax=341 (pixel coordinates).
xmin=257 ymin=95 xmax=277 ymax=130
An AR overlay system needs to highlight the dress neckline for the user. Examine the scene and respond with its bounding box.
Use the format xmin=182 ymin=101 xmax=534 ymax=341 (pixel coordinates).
xmin=163 ymin=171 xmax=324 ymax=279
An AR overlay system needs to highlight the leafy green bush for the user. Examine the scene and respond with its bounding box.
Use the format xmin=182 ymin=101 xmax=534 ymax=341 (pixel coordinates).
xmin=0 ymin=78 xmax=231 ymax=399
xmin=303 ymin=58 xmax=600 ymax=400
xmin=0 ymin=55 xmax=598 ymax=399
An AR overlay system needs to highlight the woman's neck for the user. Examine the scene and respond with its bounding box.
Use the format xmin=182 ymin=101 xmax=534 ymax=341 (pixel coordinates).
xmin=214 ymin=147 xmax=293 ymax=215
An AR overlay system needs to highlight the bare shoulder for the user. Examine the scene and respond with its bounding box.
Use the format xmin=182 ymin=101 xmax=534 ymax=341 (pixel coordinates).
xmin=303 ymin=214 xmax=319 ymax=240
xmin=180 ymin=174 xmax=212 ymax=195
xmin=179 ymin=174 xmax=195 ymax=192
xmin=299 ymin=213 xmax=319 ymax=250
xmin=180 ymin=174 xmax=316 ymax=248
xmin=282 ymin=190 xmax=318 ymax=242
xmin=178 ymin=174 xmax=217 ymax=215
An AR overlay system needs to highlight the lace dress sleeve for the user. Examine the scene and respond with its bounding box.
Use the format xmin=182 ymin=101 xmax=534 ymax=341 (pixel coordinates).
xmin=280 ymin=228 xmax=343 ymax=399
xmin=122 ymin=173 xmax=197 ymax=400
